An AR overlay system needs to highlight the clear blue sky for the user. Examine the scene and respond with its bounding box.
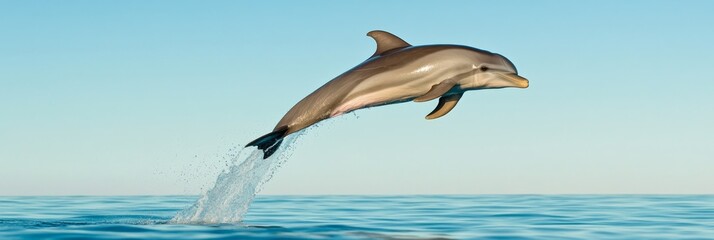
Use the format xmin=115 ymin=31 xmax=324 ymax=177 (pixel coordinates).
xmin=1 ymin=1 xmax=713 ymax=195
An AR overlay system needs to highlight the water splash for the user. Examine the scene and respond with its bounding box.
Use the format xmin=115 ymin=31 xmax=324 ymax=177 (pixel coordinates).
xmin=171 ymin=132 xmax=302 ymax=224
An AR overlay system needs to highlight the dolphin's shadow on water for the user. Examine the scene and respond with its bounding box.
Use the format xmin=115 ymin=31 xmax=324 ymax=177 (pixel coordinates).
xmin=246 ymin=224 xmax=453 ymax=240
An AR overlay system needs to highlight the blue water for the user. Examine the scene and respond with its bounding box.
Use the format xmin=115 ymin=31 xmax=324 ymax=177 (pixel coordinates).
xmin=1 ymin=195 xmax=713 ymax=239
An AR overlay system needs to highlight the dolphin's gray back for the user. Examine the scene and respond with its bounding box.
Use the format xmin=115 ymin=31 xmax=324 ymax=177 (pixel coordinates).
xmin=275 ymin=45 xmax=490 ymax=134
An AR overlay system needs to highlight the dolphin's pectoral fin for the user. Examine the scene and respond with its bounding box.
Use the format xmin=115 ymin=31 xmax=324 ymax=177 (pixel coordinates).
xmin=367 ymin=30 xmax=411 ymax=57
xmin=413 ymin=81 xmax=457 ymax=102
xmin=426 ymin=93 xmax=463 ymax=120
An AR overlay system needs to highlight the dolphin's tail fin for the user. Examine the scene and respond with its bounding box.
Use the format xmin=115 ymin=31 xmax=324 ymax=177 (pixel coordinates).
xmin=246 ymin=126 xmax=289 ymax=159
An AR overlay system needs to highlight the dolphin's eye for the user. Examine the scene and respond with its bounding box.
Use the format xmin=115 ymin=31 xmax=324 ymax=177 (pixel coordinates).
xmin=479 ymin=66 xmax=489 ymax=72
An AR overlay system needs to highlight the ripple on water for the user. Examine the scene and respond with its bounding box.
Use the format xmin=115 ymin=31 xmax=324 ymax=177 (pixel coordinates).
xmin=1 ymin=195 xmax=713 ymax=239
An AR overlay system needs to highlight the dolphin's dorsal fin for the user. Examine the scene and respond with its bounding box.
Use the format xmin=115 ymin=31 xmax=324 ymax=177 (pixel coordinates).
xmin=426 ymin=93 xmax=463 ymax=120
xmin=367 ymin=30 xmax=411 ymax=57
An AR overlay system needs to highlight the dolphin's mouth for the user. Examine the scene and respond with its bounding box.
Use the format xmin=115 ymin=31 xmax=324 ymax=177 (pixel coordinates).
xmin=501 ymin=73 xmax=529 ymax=88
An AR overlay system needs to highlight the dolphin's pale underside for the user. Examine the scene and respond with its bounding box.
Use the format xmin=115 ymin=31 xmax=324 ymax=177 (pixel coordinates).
xmin=247 ymin=30 xmax=529 ymax=158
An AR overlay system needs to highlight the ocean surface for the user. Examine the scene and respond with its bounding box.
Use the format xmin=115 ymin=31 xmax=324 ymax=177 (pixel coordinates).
xmin=1 ymin=195 xmax=713 ymax=239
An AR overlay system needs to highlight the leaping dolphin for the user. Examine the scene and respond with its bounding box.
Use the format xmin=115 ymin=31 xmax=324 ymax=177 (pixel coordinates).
xmin=247 ymin=30 xmax=529 ymax=158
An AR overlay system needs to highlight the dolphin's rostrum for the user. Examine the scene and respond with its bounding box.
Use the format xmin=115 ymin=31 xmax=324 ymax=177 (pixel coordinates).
xmin=247 ymin=30 xmax=529 ymax=158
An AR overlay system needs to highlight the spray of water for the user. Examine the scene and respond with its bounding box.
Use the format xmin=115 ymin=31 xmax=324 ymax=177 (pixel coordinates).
xmin=171 ymin=132 xmax=303 ymax=224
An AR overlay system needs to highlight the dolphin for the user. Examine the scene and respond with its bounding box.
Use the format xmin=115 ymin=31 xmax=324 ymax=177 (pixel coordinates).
xmin=247 ymin=30 xmax=529 ymax=158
